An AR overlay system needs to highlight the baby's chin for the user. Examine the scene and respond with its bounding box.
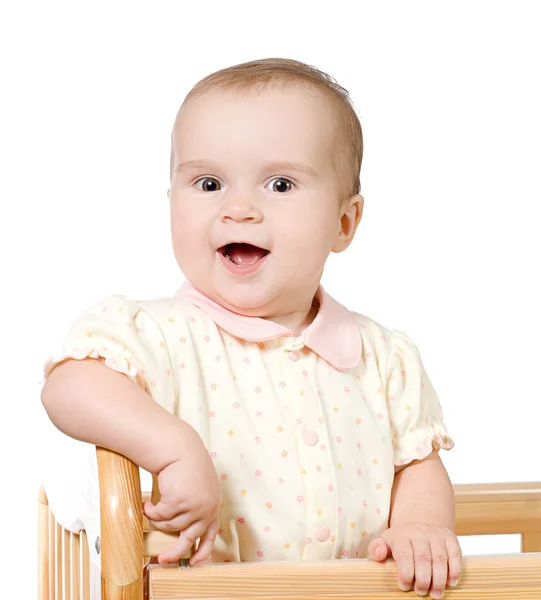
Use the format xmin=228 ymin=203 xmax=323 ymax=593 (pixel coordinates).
xmin=190 ymin=277 xmax=281 ymax=318
xmin=213 ymin=285 xmax=280 ymax=318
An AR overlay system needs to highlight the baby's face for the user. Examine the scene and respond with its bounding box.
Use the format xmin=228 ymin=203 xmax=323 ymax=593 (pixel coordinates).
xmin=168 ymin=86 xmax=361 ymax=319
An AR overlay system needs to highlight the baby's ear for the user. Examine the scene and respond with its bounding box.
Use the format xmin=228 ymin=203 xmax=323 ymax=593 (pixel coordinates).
xmin=333 ymin=194 xmax=364 ymax=253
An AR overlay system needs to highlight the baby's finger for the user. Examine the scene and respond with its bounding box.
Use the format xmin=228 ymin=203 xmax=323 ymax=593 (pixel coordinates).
xmin=144 ymin=500 xmax=180 ymax=522
xmin=391 ymin=540 xmax=414 ymax=592
xmin=190 ymin=519 xmax=219 ymax=566
xmin=411 ymin=537 xmax=432 ymax=596
xmin=367 ymin=537 xmax=390 ymax=561
xmin=446 ymin=537 xmax=463 ymax=588
xmin=157 ymin=521 xmax=204 ymax=564
xmin=148 ymin=511 xmax=194 ymax=533
xmin=428 ymin=539 xmax=448 ymax=599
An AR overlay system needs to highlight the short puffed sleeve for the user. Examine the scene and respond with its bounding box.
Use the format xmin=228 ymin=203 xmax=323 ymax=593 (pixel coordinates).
xmin=386 ymin=329 xmax=454 ymax=466
xmin=43 ymin=295 xmax=176 ymax=412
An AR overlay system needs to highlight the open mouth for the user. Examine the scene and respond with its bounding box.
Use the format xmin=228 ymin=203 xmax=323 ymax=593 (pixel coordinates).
xmin=218 ymin=243 xmax=270 ymax=266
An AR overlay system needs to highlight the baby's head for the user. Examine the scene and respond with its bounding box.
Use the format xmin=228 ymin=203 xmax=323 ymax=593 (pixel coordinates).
xmin=168 ymin=58 xmax=364 ymax=322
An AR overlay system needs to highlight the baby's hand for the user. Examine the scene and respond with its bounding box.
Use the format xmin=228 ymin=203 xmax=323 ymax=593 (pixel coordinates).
xmin=143 ymin=439 xmax=222 ymax=566
xmin=367 ymin=523 xmax=462 ymax=598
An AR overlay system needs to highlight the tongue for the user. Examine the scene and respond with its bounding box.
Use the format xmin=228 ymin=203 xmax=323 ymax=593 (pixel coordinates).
xmin=227 ymin=243 xmax=266 ymax=265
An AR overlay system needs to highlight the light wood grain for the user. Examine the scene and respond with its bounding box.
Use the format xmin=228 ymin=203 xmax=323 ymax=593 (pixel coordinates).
xmin=522 ymin=531 xmax=541 ymax=552
xmin=64 ymin=528 xmax=72 ymax=600
xmin=73 ymin=530 xmax=81 ymax=600
xmin=49 ymin=506 xmax=56 ymax=599
xmin=57 ymin=522 xmax=64 ymax=600
xmin=82 ymin=530 xmax=90 ymax=600
xmin=454 ymin=481 xmax=541 ymax=538
xmin=38 ymin=487 xmax=49 ymax=600
xmin=148 ymin=553 xmax=541 ymax=599
xmin=145 ymin=592 xmax=541 ymax=600
xmin=97 ymin=446 xmax=144 ymax=599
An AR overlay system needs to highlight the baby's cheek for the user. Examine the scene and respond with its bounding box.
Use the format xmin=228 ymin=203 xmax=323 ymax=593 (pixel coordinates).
xmin=171 ymin=219 xmax=202 ymax=256
xmin=290 ymin=223 xmax=336 ymax=261
xmin=171 ymin=237 xmax=205 ymax=278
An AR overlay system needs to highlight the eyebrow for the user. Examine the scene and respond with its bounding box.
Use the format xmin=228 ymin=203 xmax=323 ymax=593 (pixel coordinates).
xmin=175 ymin=159 xmax=318 ymax=177
xmin=174 ymin=159 xmax=218 ymax=173
xmin=263 ymin=160 xmax=318 ymax=177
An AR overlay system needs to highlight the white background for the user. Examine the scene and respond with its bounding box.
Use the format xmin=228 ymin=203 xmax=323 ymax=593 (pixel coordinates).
xmin=1 ymin=1 xmax=540 ymax=596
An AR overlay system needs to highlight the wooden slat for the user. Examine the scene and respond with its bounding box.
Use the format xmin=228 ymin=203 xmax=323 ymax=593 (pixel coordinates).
xmin=148 ymin=592 xmax=541 ymax=600
xmin=522 ymin=531 xmax=541 ymax=553
xmin=148 ymin=553 xmax=541 ymax=599
xmin=454 ymin=481 xmax=541 ymax=536
xmin=82 ymin=531 xmax=90 ymax=600
xmin=455 ymin=481 xmax=541 ymax=501
xmin=64 ymin=528 xmax=71 ymax=600
xmin=141 ymin=530 xmax=185 ymax=557
xmin=97 ymin=446 xmax=144 ymax=599
xmin=49 ymin=508 xmax=56 ymax=600
xmin=57 ymin=522 xmax=63 ymax=600
xmin=72 ymin=532 xmax=81 ymax=600
xmin=38 ymin=488 xmax=49 ymax=600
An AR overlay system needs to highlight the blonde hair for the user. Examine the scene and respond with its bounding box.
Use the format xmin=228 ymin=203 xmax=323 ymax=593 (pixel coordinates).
xmin=170 ymin=58 xmax=363 ymax=203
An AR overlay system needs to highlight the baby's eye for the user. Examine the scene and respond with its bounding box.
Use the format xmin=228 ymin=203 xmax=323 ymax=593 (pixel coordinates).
xmin=266 ymin=177 xmax=293 ymax=193
xmin=194 ymin=177 xmax=221 ymax=192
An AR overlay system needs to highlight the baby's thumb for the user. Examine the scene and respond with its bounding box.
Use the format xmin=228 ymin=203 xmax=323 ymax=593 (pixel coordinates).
xmin=367 ymin=537 xmax=390 ymax=561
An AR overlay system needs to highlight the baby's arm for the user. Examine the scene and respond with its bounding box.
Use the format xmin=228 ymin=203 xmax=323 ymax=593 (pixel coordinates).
xmin=41 ymin=295 xmax=222 ymax=563
xmin=42 ymin=357 xmax=198 ymax=474
xmin=390 ymin=450 xmax=455 ymax=529
xmin=368 ymin=452 xmax=461 ymax=598
xmin=42 ymin=357 xmax=222 ymax=564
xmin=372 ymin=328 xmax=460 ymax=597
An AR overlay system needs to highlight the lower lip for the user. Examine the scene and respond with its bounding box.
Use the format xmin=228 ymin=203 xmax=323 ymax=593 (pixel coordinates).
xmin=217 ymin=251 xmax=269 ymax=276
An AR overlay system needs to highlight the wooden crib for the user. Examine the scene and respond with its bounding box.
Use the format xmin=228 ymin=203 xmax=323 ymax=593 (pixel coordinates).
xmin=38 ymin=447 xmax=541 ymax=599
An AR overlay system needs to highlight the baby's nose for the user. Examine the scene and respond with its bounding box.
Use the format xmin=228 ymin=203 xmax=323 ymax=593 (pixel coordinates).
xmin=219 ymin=198 xmax=263 ymax=223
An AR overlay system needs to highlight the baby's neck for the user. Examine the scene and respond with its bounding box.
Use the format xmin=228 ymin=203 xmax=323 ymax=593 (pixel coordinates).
xmin=266 ymin=300 xmax=319 ymax=337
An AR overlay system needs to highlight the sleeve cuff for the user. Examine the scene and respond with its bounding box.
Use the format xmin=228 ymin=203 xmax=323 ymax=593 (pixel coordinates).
xmin=393 ymin=425 xmax=454 ymax=466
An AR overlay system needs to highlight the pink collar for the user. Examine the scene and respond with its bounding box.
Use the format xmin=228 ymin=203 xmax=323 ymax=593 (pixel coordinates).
xmin=175 ymin=281 xmax=361 ymax=371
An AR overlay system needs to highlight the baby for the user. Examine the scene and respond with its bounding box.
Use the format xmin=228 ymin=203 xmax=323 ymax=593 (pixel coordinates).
xmin=41 ymin=58 xmax=461 ymax=599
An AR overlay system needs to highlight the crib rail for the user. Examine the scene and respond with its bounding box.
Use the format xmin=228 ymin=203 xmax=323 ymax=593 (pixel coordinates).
xmin=97 ymin=446 xmax=144 ymax=599
xmin=454 ymin=480 xmax=541 ymax=551
xmin=146 ymin=553 xmax=541 ymax=599
xmin=38 ymin=447 xmax=541 ymax=599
